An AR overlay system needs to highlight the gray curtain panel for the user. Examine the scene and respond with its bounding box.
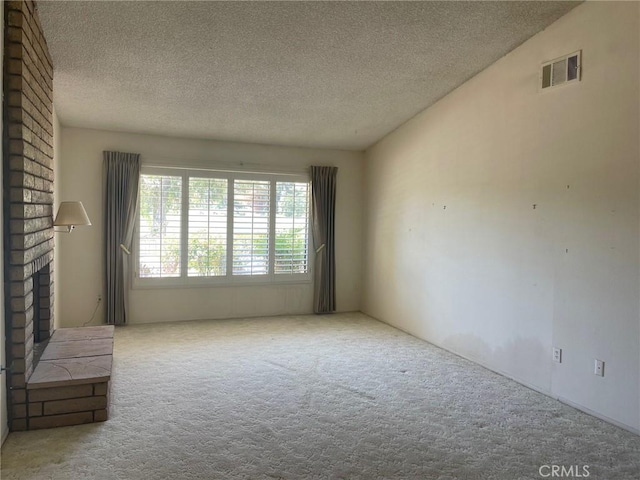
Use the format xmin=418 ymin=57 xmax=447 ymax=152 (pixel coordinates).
xmin=103 ymin=151 xmax=141 ymax=325
xmin=310 ymin=166 xmax=338 ymax=314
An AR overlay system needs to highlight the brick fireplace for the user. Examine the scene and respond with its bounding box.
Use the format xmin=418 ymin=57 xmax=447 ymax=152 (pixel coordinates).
xmin=3 ymin=0 xmax=55 ymax=431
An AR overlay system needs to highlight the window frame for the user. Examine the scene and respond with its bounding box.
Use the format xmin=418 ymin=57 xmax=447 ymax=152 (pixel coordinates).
xmin=133 ymin=165 xmax=313 ymax=289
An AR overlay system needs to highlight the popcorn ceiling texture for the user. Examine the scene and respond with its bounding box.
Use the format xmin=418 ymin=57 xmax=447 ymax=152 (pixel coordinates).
xmin=1 ymin=313 xmax=638 ymax=479
xmin=37 ymin=1 xmax=579 ymax=150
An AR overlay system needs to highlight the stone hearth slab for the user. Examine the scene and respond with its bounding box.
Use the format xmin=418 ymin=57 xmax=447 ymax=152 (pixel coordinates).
xmin=27 ymin=355 xmax=112 ymax=389
xmin=51 ymin=325 xmax=114 ymax=342
xmin=39 ymin=338 xmax=113 ymax=361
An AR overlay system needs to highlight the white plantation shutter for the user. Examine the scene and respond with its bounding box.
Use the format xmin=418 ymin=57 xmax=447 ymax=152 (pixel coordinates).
xmin=275 ymin=182 xmax=310 ymax=274
xmin=188 ymin=177 xmax=228 ymax=276
xmin=137 ymin=168 xmax=310 ymax=284
xmin=138 ymin=174 xmax=182 ymax=277
xmin=233 ymin=179 xmax=270 ymax=275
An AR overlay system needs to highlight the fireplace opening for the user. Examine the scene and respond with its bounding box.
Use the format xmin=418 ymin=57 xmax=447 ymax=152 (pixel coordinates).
xmin=31 ymin=265 xmax=53 ymax=365
xmin=33 ymin=269 xmax=42 ymax=344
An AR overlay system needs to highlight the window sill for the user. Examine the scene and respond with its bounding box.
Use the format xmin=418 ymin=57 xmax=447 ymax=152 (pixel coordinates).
xmin=132 ymin=277 xmax=313 ymax=290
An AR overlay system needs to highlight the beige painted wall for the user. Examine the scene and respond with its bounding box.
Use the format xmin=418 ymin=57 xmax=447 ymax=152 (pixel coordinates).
xmin=362 ymin=2 xmax=640 ymax=432
xmin=57 ymin=128 xmax=363 ymax=325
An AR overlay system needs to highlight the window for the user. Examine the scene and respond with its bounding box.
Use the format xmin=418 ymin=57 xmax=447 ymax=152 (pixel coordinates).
xmin=188 ymin=177 xmax=228 ymax=277
xmin=137 ymin=167 xmax=311 ymax=286
xmin=274 ymin=181 xmax=310 ymax=274
xmin=233 ymin=180 xmax=270 ymax=276
xmin=138 ymin=174 xmax=182 ymax=278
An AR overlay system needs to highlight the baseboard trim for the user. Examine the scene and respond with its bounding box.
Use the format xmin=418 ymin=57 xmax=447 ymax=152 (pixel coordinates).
xmin=555 ymin=396 xmax=640 ymax=436
xmin=363 ymin=311 xmax=640 ymax=437
xmin=439 ymin=346 xmax=640 ymax=437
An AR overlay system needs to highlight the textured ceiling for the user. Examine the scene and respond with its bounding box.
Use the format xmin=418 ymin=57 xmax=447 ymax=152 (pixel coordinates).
xmin=38 ymin=1 xmax=579 ymax=151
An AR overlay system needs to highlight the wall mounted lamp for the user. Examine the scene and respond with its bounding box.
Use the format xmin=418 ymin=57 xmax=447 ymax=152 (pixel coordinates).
xmin=53 ymin=201 xmax=92 ymax=233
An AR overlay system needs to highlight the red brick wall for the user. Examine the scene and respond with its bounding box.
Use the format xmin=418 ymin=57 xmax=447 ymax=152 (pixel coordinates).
xmin=3 ymin=0 xmax=55 ymax=431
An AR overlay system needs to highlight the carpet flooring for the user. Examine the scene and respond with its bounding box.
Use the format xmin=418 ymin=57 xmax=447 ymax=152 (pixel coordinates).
xmin=1 ymin=312 xmax=639 ymax=479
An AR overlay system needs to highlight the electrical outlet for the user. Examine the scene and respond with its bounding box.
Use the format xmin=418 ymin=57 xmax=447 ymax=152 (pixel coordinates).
xmin=594 ymin=359 xmax=605 ymax=377
xmin=97 ymin=294 xmax=102 ymax=303
xmin=552 ymin=347 xmax=562 ymax=363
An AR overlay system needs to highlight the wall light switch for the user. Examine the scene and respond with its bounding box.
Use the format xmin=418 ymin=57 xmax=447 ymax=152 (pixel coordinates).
xmin=594 ymin=359 xmax=605 ymax=377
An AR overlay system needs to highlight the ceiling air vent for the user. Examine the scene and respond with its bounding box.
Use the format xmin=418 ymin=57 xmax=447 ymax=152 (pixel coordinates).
xmin=541 ymin=51 xmax=581 ymax=90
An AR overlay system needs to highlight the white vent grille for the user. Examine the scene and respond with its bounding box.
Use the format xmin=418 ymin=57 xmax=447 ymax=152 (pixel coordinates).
xmin=541 ymin=51 xmax=581 ymax=90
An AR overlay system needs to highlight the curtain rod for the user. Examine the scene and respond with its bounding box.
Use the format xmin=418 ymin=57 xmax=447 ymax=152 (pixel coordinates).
xmin=141 ymin=157 xmax=311 ymax=176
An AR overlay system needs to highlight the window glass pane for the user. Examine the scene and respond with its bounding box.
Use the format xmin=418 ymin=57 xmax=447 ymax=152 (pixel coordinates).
xmin=139 ymin=174 xmax=182 ymax=277
xmin=188 ymin=177 xmax=228 ymax=277
xmin=233 ymin=180 xmax=270 ymax=275
xmin=275 ymin=182 xmax=309 ymax=274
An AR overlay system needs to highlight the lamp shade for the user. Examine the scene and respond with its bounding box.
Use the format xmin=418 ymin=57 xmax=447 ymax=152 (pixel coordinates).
xmin=54 ymin=201 xmax=92 ymax=229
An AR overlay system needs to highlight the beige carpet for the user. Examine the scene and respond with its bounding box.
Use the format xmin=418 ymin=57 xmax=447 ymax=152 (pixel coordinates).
xmin=1 ymin=312 xmax=639 ymax=479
